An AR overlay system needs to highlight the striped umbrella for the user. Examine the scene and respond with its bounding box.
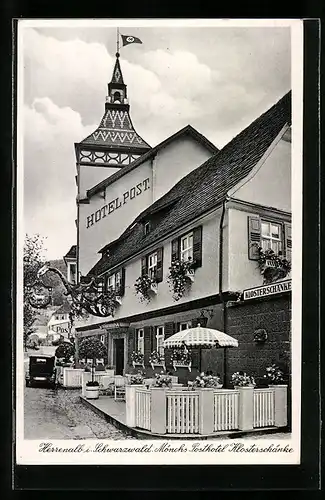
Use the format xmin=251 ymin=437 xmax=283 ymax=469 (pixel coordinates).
xmin=163 ymin=324 xmax=238 ymax=383
xmin=163 ymin=325 xmax=238 ymax=349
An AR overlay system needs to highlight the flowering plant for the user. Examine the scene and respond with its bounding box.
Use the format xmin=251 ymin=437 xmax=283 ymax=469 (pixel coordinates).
xmin=131 ymin=351 xmax=144 ymax=367
xmin=170 ymin=346 xmax=192 ymax=371
xmin=167 ymin=258 xmax=195 ymax=301
xmin=257 ymin=248 xmax=291 ymax=284
xmin=129 ymin=371 xmax=145 ymax=385
xmin=149 ymin=350 xmax=164 ymax=368
xmin=231 ymin=372 xmax=256 ymax=387
xmin=153 ymin=371 xmax=173 ymax=388
xmin=264 ymin=364 xmax=285 ymax=384
xmin=189 ymin=372 xmax=222 ymax=389
xmin=134 ymin=274 xmax=158 ymax=302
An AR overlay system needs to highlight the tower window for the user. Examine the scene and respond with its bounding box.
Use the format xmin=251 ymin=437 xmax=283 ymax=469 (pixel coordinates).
xmin=113 ymin=91 xmax=122 ymax=103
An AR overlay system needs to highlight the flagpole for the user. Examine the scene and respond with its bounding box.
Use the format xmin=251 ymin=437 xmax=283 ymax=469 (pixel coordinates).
xmin=116 ymin=27 xmax=120 ymax=55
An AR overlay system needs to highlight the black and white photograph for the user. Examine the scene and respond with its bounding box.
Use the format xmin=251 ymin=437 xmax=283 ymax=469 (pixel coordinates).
xmin=16 ymin=19 xmax=303 ymax=466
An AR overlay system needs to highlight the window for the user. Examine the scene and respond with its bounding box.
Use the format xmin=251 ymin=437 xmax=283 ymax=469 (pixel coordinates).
xmin=55 ymin=316 xmax=59 ymax=321
xmin=179 ymin=322 xmax=191 ymax=331
xmin=107 ymin=271 xmax=122 ymax=293
xmin=148 ymin=251 xmax=158 ymax=279
xmin=61 ymin=315 xmax=65 ymax=320
xmin=248 ymin=216 xmax=291 ymax=261
xmin=100 ymin=335 xmax=105 ymax=344
xmin=69 ymin=263 xmax=76 ymax=284
xmin=155 ymin=326 xmax=165 ymax=357
xmin=180 ymin=232 xmax=193 ymax=262
xmin=261 ymin=221 xmax=282 ymax=254
xmin=137 ymin=329 xmax=144 ymax=354
xmin=144 ymin=222 xmax=151 ymax=235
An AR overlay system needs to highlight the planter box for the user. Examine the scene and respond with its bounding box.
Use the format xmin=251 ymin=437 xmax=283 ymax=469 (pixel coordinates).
xmin=62 ymin=368 xmax=84 ymax=388
xmin=149 ymin=283 xmax=158 ymax=294
xmin=115 ymin=296 xmax=122 ymax=305
xmin=85 ymin=386 xmax=99 ymax=400
xmin=185 ymin=269 xmax=195 ymax=282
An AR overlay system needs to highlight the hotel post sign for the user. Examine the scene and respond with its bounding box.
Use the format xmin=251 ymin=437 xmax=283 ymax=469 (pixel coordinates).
xmin=243 ymin=279 xmax=292 ymax=301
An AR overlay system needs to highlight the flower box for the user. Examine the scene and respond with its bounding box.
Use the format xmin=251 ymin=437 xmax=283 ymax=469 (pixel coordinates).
xmin=185 ymin=269 xmax=195 ymax=282
xmin=149 ymin=282 xmax=158 ymax=294
xmin=115 ymin=295 xmax=122 ymax=305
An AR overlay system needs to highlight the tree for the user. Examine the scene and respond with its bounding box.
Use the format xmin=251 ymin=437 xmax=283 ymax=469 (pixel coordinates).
xmin=23 ymin=234 xmax=47 ymax=350
xmin=55 ymin=342 xmax=75 ymax=364
xmin=79 ymin=337 xmax=107 ymax=382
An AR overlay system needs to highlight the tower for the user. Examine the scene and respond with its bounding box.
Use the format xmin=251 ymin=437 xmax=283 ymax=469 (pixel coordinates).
xmin=75 ymin=52 xmax=151 ymax=198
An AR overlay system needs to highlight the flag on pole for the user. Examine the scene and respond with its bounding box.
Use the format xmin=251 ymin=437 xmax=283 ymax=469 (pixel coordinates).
xmin=121 ymin=34 xmax=143 ymax=47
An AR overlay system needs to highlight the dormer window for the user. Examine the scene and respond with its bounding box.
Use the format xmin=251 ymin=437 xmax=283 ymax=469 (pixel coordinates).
xmin=113 ymin=91 xmax=122 ymax=103
xmin=144 ymin=222 xmax=151 ymax=235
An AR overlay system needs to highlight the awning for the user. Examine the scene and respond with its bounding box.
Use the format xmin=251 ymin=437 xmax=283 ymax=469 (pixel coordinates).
xmin=163 ymin=325 xmax=238 ymax=349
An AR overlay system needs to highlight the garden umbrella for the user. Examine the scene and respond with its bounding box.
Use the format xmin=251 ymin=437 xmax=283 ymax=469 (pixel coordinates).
xmin=163 ymin=324 xmax=238 ymax=383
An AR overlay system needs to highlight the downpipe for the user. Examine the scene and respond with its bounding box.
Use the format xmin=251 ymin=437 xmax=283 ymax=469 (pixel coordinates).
xmin=219 ymin=196 xmax=229 ymax=387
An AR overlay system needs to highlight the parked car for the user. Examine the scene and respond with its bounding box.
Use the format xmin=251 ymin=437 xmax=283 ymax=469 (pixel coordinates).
xmin=25 ymin=355 xmax=57 ymax=388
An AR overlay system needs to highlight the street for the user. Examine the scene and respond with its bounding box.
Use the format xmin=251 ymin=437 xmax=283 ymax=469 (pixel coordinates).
xmin=24 ymin=386 xmax=133 ymax=440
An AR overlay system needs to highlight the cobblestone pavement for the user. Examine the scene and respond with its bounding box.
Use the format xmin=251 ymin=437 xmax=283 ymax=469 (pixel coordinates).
xmin=24 ymin=386 xmax=135 ymax=440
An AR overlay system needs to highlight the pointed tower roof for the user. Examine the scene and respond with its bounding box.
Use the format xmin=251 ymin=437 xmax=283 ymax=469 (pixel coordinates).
xmin=78 ymin=53 xmax=150 ymax=155
xmin=111 ymin=55 xmax=124 ymax=84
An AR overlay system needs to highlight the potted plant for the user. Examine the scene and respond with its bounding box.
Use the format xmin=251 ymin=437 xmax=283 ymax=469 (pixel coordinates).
xmin=170 ymin=346 xmax=192 ymax=371
xmin=167 ymin=257 xmax=196 ymax=301
xmin=190 ymin=372 xmax=223 ymax=389
xmin=153 ymin=372 xmax=173 ymax=389
xmin=149 ymin=350 xmax=165 ymax=370
xmin=131 ymin=350 xmax=145 ymax=368
xmin=55 ymin=342 xmax=75 ymax=366
xmin=79 ymin=336 xmax=108 ymax=400
xmin=134 ymin=274 xmax=158 ymax=302
xmin=231 ymin=371 xmax=256 ymax=389
xmin=264 ymin=364 xmax=286 ymax=385
xmin=129 ymin=371 xmax=145 ymax=385
xmin=257 ymin=247 xmax=291 ymax=284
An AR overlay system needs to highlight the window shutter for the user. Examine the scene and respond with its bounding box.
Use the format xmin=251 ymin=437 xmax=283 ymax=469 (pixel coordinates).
xmin=164 ymin=322 xmax=175 ymax=339
xmin=191 ymin=348 xmax=200 ymax=370
xmin=141 ymin=256 xmax=148 ymax=276
xmin=143 ymin=326 xmax=151 ymax=363
xmin=175 ymin=322 xmax=180 ymax=333
xmin=151 ymin=326 xmax=157 ymax=351
xmin=127 ymin=327 xmax=135 ymax=364
xmin=171 ymin=238 xmax=180 ymax=263
xmin=119 ymin=268 xmax=126 ymax=296
xmin=192 ymin=226 xmax=203 ymax=268
xmin=156 ymin=247 xmax=164 ymax=282
xmin=284 ymin=223 xmax=292 ymax=261
xmin=248 ymin=216 xmax=261 ymax=260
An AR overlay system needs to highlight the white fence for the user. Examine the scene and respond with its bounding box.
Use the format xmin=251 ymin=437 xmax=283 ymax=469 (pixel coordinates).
xmin=135 ymin=388 xmax=151 ymax=430
xmin=62 ymin=368 xmax=84 ymax=388
xmin=166 ymin=391 xmax=200 ymax=434
xmin=214 ymin=390 xmax=239 ymax=431
xmin=253 ymin=388 xmax=275 ymax=427
xmin=127 ymin=385 xmax=287 ymax=436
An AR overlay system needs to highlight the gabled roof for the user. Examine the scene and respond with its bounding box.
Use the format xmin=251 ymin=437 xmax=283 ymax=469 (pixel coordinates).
xmin=89 ymin=91 xmax=291 ymax=277
xmin=63 ymin=245 xmax=77 ymax=261
xmin=87 ymin=124 xmax=219 ymax=198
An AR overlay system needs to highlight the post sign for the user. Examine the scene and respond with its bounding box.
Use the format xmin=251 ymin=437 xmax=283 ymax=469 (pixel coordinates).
xmin=243 ymin=279 xmax=292 ymax=301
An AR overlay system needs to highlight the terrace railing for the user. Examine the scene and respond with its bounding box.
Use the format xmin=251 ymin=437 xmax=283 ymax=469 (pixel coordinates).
xmin=126 ymin=384 xmax=288 ymax=436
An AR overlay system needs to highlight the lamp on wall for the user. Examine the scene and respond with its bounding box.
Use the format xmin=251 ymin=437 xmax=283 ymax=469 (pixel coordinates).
xmin=253 ymin=328 xmax=268 ymax=343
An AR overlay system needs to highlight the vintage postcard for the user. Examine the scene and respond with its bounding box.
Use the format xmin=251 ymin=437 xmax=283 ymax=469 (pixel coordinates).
xmin=15 ymin=18 xmax=303 ymax=467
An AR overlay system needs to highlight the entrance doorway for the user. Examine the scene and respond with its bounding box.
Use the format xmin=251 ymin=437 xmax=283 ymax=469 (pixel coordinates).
xmin=114 ymin=338 xmax=124 ymax=375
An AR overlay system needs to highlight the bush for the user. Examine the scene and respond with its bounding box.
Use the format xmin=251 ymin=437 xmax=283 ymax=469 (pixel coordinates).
xmin=55 ymin=342 xmax=75 ymax=363
xmin=79 ymin=337 xmax=107 ymax=362
xmin=86 ymin=381 xmax=99 ymax=387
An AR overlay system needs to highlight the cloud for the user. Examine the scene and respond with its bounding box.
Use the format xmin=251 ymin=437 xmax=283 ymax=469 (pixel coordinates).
xmin=22 ymin=26 xmax=291 ymax=258
xmin=23 ymin=97 xmax=95 ymax=259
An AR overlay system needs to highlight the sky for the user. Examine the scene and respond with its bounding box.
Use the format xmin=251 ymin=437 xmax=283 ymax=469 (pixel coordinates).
xmin=21 ymin=22 xmax=291 ymax=260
